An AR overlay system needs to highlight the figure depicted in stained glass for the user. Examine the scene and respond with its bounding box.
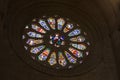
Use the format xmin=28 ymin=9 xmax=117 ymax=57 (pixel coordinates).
xmin=57 ymin=18 xmax=65 ymax=30
xmin=39 ymin=19 xmax=50 ymax=30
xmin=27 ymin=32 xmax=43 ymax=38
xmin=71 ymin=43 xmax=86 ymax=50
xmin=65 ymin=51 xmax=77 ymax=63
xmin=70 ymin=36 xmax=85 ymax=42
xmin=68 ymin=29 xmax=81 ymax=37
xmin=38 ymin=48 xmax=50 ymax=61
xmin=48 ymin=52 xmax=57 ymax=66
xmin=32 ymin=24 xmax=46 ymax=33
xmin=48 ymin=17 xmax=56 ymax=30
xmin=58 ymin=52 xmax=67 ymax=66
xmin=63 ymin=23 xmax=74 ymax=33
xmin=30 ymin=45 xmax=45 ymax=54
xmin=69 ymin=48 xmax=83 ymax=58
xmin=49 ymin=34 xmax=65 ymax=47
xmin=26 ymin=39 xmax=43 ymax=46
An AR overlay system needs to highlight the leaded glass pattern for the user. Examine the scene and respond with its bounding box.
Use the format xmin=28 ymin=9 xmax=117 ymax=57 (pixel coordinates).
xmin=22 ymin=15 xmax=90 ymax=69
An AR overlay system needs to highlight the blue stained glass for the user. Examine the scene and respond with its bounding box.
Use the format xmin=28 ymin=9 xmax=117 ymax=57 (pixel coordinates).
xmin=50 ymin=34 xmax=65 ymax=47
xmin=57 ymin=18 xmax=65 ymax=30
xmin=68 ymin=29 xmax=81 ymax=37
xmin=39 ymin=20 xmax=50 ymax=30
xmin=27 ymin=32 xmax=43 ymax=38
xmin=38 ymin=54 xmax=47 ymax=61
xmin=31 ymin=24 xmax=38 ymax=30
xmin=65 ymin=51 xmax=76 ymax=63
xmin=35 ymin=34 xmax=43 ymax=38
xmin=60 ymin=36 xmax=65 ymax=40
xmin=58 ymin=25 xmax=62 ymax=30
xmin=71 ymin=43 xmax=86 ymax=50
xmin=27 ymin=32 xmax=36 ymax=38
xmin=30 ymin=45 xmax=45 ymax=54
xmin=26 ymin=39 xmax=34 ymax=46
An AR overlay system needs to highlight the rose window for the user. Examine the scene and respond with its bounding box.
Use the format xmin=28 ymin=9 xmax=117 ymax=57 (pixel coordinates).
xmin=22 ymin=15 xmax=90 ymax=69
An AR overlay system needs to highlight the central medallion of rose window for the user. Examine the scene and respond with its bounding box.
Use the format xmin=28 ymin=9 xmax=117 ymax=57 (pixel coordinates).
xmin=49 ymin=33 xmax=65 ymax=47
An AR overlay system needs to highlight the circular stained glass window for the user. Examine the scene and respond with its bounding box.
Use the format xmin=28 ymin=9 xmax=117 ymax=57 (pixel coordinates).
xmin=22 ymin=15 xmax=90 ymax=69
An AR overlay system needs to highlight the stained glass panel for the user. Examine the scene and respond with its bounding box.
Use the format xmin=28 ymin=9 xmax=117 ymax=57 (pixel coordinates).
xmin=39 ymin=19 xmax=50 ymax=30
xmin=30 ymin=45 xmax=45 ymax=54
xmin=27 ymin=32 xmax=43 ymax=38
xmin=26 ymin=39 xmax=43 ymax=46
xmin=68 ymin=29 xmax=81 ymax=37
xmin=48 ymin=17 xmax=56 ymax=30
xmin=38 ymin=48 xmax=50 ymax=61
xmin=49 ymin=34 xmax=65 ymax=47
xmin=57 ymin=18 xmax=65 ymax=30
xmin=69 ymin=48 xmax=83 ymax=58
xmin=58 ymin=52 xmax=67 ymax=66
xmin=22 ymin=35 xmax=25 ymax=39
xmin=48 ymin=52 xmax=57 ymax=66
xmin=71 ymin=43 xmax=86 ymax=50
xmin=63 ymin=23 xmax=74 ymax=33
xmin=31 ymin=24 xmax=46 ymax=33
xmin=70 ymin=36 xmax=85 ymax=42
xmin=65 ymin=51 xmax=77 ymax=63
